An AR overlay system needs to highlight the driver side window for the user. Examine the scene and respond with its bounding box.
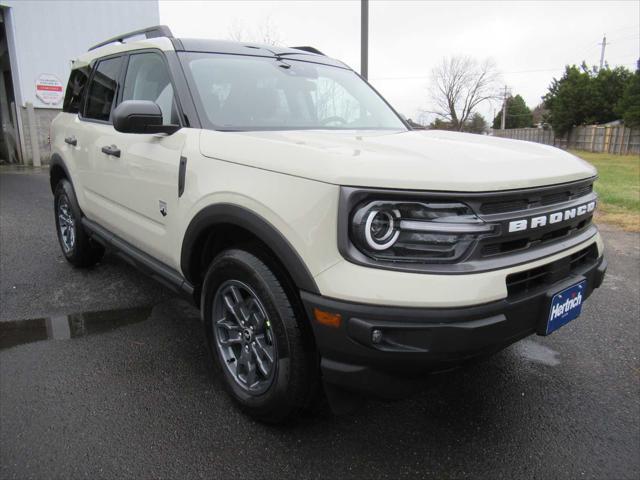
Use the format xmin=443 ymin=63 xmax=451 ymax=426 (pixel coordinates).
xmin=121 ymin=53 xmax=178 ymax=125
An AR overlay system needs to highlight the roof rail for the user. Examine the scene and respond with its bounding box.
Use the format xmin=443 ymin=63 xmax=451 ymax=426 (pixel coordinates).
xmin=290 ymin=46 xmax=325 ymax=56
xmin=88 ymin=25 xmax=173 ymax=51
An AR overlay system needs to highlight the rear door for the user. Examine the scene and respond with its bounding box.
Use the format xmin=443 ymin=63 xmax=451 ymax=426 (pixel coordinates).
xmin=81 ymin=50 xmax=186 ymax=265
xmin=54 ymin=65 xmax=92 ymax=201
xmin=78 ymin=54 xmax=125 ymax=223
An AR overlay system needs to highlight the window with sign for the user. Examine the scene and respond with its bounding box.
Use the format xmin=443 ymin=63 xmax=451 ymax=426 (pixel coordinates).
xmin=63 ymin=67 xmax=91 ymax=114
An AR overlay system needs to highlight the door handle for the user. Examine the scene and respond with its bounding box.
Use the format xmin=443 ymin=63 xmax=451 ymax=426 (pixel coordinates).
xmin=101 ymin=145 xmax=121 ymax=158
xmin=64 ymin=136 xmax=77 ymax=146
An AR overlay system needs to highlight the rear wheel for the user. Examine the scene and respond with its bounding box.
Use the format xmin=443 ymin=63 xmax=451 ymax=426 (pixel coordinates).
xmin=54 ymin=179 xmax=104 ymax=267
xmin=202 ymin=248 xmax=316 ymax=423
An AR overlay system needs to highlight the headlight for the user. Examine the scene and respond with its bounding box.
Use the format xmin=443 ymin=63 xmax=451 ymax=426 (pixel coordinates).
xmin=364 ymin=208 xmax=401 ymax=250
xmin=350 ymin=201 xmax=497 ymax=263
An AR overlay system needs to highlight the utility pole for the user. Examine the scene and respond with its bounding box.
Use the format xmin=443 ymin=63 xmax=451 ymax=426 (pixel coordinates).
xmin=361 ymin=0 xmax=368 ymax=80
xmin=500 ymin=85 xmax=508 ymax=130
xmin=599 ymin=34 xmax=607 ymax=70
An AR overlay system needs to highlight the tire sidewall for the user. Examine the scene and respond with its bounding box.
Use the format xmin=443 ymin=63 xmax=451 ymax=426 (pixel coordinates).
xmin=54 ymin=178 xmax=103 ymax=268
xmin=202 ymin=251 xmax=296 ymax=416
xmin=54 ymin=180 xmax=79 ymax=262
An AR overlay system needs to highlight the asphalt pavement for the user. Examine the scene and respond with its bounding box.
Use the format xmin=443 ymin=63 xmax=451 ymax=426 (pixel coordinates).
xmin=1 ymin=167 xmax=638 ymax=479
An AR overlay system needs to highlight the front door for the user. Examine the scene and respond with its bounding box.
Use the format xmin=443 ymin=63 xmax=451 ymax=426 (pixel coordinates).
xmin=81 ymin=51 xmax=186 ymax=266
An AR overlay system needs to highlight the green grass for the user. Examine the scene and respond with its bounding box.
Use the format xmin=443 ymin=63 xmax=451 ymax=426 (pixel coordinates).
xmin=570 ymin=150 xmax=640 ymax=231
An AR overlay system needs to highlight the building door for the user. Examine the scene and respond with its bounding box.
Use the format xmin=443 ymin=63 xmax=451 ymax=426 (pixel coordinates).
xmin=0 ymin=8 xmax=19 ymax=164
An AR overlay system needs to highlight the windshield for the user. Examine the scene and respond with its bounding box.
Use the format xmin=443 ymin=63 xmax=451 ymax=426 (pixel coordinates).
xmin=181 ymin=52 xmax=406 ymax=131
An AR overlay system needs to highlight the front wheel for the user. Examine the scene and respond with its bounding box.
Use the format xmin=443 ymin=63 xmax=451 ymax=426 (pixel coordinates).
xmin=202 ymin=248 xmax=316 ymax=423
xmin=54 ymin=179 xmax=104 ymax=267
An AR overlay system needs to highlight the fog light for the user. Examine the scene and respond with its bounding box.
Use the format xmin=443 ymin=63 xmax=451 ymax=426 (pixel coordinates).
xmin=371 ymin=329 xmax=383 ymax=344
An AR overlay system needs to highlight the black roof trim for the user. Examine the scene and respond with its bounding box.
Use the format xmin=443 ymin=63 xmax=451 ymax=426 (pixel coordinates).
xmin=88 ymin=25 xmax=173 ymax=51
xmin=174 ymin=39 xmax=347 ymax=68
xmin=290 ymin=46 xmax=325 ymax=56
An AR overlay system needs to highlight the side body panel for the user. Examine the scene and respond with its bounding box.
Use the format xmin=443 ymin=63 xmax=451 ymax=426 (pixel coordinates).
xmin=173 ymin=132 xmax=342 ymax=278
xmin=50 ymin=113 xmax=88 ymax=202
xmin=81 ymin=121 xmax=187 ymax=265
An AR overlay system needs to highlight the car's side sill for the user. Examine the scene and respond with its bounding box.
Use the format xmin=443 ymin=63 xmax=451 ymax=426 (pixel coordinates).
xmin=82 ymin=218 xmax=196 ymax=303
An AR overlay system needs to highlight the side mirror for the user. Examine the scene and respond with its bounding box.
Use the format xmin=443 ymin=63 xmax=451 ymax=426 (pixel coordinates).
xmin=112 ymin=100 xmax=180 ymax=135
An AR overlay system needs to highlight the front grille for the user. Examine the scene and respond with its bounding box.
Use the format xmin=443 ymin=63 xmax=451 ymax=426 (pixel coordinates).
xmin=506 ymin=243 xmax=598 ymax=296
xmin=479 ymin=182 xmax=593 ymax=215
xmin=481 ymin=199 xmax=528 ymax=215
xmin=481 ymin=216 xmax=593 ymax=257
xmin=475 ymin=179 xmax=596 ymax=259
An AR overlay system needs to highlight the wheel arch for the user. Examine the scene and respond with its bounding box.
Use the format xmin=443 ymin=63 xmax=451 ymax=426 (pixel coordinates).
xmin=49 ymin=153 xmax=72 ymax=194
xmin=181 ymin=204 xmax=320 ymax=298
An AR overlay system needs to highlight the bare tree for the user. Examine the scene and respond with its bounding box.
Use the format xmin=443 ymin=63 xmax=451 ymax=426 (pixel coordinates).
xmin=427 ymin=56 xmax=501 ymax=131
xmin=227 ymin=19 xmax=247 ymax=42
xmin=256 ymin=16 xmax=284 ymax=46
xmin=227 ymin=16 xmax=284 ymax=46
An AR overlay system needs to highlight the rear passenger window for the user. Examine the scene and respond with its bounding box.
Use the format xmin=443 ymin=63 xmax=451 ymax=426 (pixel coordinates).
xmin=121 ymin=53 xmax=178 ymax=125
xmin=83 ymin=56 xmax=123 ymax=121
xmin=63 ymin=66 xmax=91 ymax=113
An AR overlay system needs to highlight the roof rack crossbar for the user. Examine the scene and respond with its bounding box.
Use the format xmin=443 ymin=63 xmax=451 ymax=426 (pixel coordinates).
xmin=290 ymin=46 xmax=325 ymax=56
xmin=88 ymin=25 xmax=173 ymax=51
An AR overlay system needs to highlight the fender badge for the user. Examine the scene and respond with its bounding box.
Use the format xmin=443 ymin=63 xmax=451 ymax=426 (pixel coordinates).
xmin=159 ymin=200 xmax=167 ymax=217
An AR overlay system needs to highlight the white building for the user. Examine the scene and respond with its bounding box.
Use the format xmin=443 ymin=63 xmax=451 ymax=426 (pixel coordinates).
xmin=0 ymin=0 xmax=160 ymax=164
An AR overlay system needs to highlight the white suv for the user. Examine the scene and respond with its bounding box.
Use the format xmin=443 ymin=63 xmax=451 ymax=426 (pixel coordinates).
xmin=50 ymin=26 xmax=607 ymax=422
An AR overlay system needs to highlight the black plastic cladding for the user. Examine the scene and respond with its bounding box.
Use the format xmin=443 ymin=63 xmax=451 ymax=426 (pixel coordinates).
xmin=338 ymin=177 xmax=599 ymax=275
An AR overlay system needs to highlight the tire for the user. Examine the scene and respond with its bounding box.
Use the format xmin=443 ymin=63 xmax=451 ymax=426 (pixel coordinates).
xmin=202 ymin=248 xmax=317 ymax=423
xmin=54 ymin=179 xmax=104 ymax=268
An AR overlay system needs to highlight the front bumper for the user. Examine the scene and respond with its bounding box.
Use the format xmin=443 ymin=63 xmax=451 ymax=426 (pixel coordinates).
xmin=301 ymin=251 xmax=607 ymax=399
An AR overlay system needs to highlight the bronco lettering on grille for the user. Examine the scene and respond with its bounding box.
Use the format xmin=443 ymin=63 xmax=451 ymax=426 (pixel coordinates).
xmin=508 ymin=201 xmax=596 ymax=233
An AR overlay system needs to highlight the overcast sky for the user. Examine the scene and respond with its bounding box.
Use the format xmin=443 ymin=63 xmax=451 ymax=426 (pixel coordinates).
xmin=160 ymin=0 xmax=639 ymax=124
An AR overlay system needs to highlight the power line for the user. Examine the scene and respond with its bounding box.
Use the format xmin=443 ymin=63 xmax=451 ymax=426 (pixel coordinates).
xmin=372 ymin=33 xmax=637 ymax=82
xmin=505 ymin=112 xmax=539 ymax=117
xmin=372 ymin=68 xmax=562 ymax=80
xmin=613 ymin=32 xmax=640 ymax=41
xmin=607 ymin=24 xmax=640 ymax=35
xmin=371 ymin=62 xmax=637 ymax=81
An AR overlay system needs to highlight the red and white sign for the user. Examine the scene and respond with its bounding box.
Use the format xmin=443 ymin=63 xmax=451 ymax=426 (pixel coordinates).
xmin=35 ymin=74 xmax=64 ymax=105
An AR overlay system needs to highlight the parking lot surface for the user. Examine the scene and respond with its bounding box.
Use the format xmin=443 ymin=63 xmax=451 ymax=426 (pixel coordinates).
xmin=1 ymin=168 xmax=639 ymax=479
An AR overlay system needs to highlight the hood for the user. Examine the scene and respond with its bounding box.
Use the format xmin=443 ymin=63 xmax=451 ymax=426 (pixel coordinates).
xmin=199 ymin=129 xmax=596 ymax=192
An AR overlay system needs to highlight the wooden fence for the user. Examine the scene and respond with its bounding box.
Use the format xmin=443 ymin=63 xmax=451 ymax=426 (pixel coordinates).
xmin=492 ymin=125 xmax=640 ymax=155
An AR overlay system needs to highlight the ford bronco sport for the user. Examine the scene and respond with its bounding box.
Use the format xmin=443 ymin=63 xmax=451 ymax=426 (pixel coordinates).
xmin=50 ymin=26 xmax=607 ymax=422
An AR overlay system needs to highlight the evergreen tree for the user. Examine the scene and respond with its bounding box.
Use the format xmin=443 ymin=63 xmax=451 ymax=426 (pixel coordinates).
xmin=543 ymin=64 xmax=632 ymax=135
xmin=492 ymin=95 xmax=533 ymax=129
xmin=616 ymin=71 xmax=640 ymax=127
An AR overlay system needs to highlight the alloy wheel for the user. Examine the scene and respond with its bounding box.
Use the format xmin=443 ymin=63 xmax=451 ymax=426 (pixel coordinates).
xmin=212 ymin=280 xmax=277 ymax=395
xmin=58 ymin=196 xmax=75 ymax=253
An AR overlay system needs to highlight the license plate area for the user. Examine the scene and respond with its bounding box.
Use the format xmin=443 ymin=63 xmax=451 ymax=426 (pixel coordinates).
xmin=543 ymin=280 xmax=587 ymax=335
